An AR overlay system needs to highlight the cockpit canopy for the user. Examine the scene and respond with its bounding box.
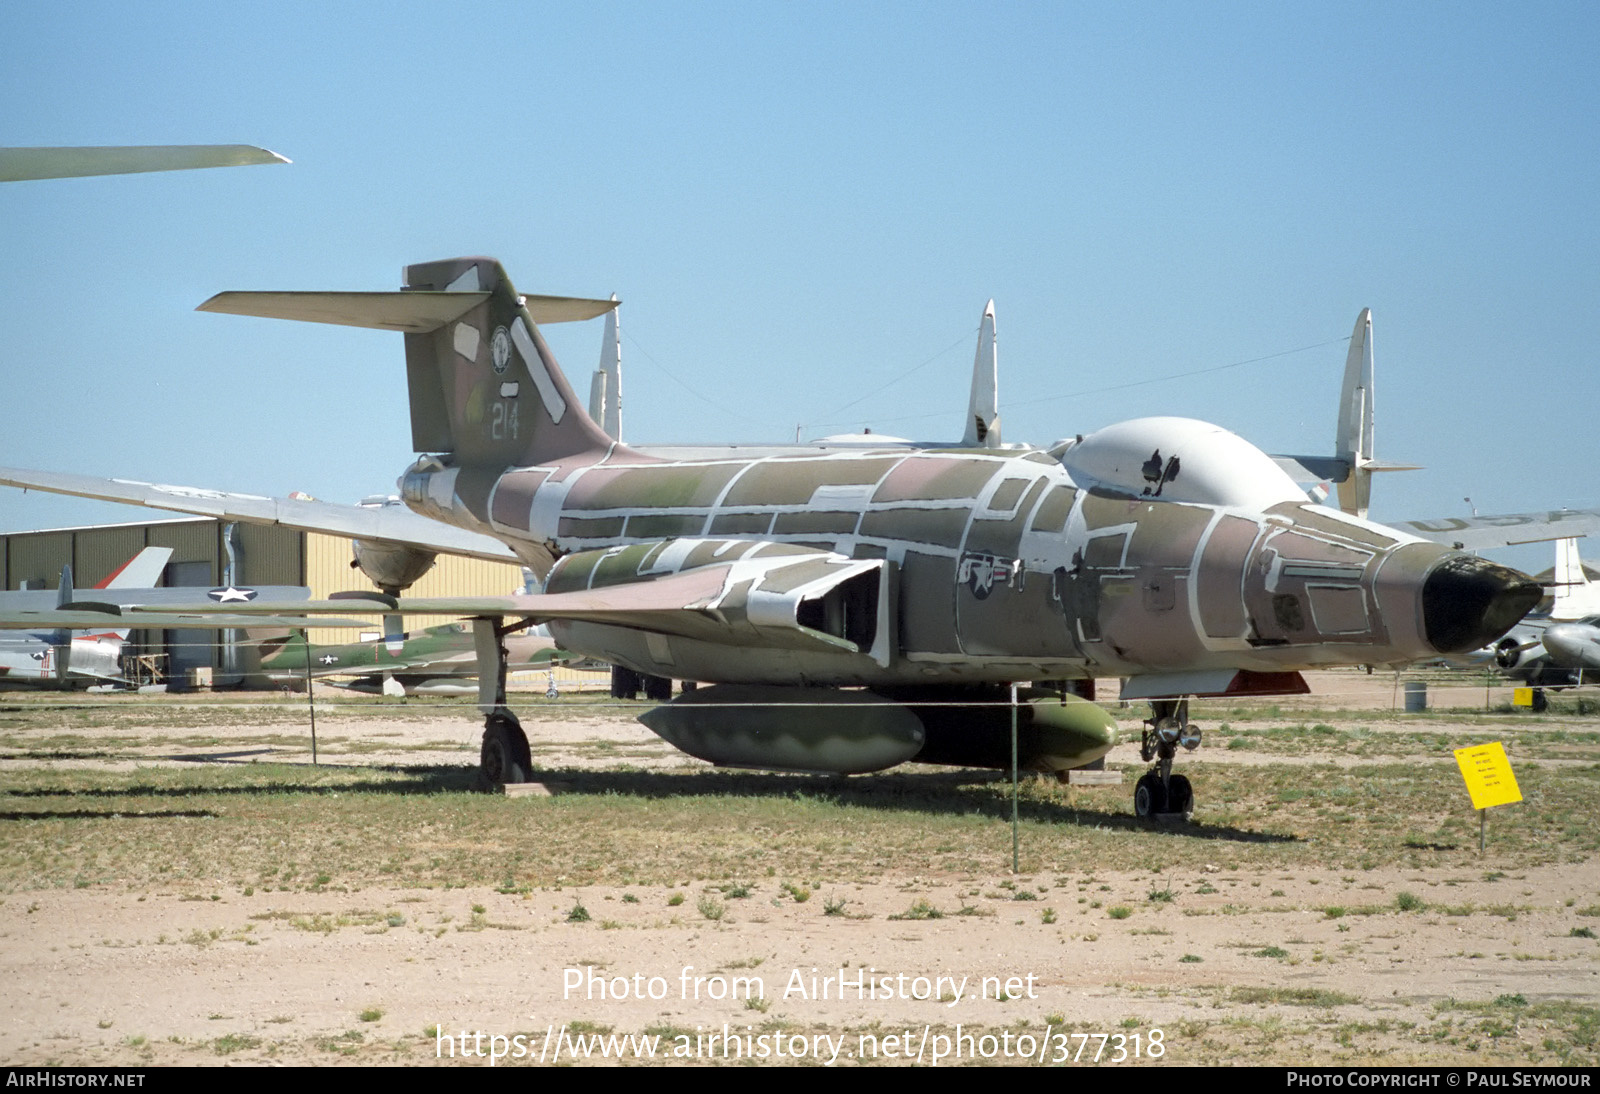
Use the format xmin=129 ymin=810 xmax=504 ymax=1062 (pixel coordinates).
xmin=1057 ymin=417 xmax=1307 ymax=510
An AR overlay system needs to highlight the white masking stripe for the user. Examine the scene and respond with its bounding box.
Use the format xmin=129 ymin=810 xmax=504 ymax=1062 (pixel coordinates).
xmin=511 ymin=317 xmax=567 ymax=424
xmin=453 ymin=322 xmax=480 ymax=362
xmin=445 ymin=266 xmax=481 ymax=292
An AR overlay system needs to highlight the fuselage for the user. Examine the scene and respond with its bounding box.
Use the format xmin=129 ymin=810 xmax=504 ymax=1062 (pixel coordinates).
xmin=399 ymin=416 xmax=1539 ymax=688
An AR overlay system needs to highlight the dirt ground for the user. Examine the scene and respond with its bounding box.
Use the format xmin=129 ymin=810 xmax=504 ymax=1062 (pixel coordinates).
xmin=2 ymin=672 xmax=1597 ymax=1067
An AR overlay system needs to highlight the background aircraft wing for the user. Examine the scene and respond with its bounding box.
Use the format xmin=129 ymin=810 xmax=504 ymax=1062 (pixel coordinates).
xmin=0 ymin=145 xmax=288 ymax=182
xmin=0 ymin=466 xmax=518 ymax=563
xmin=0 ymin=609 xmax=372 ymax=630
xmin=1392 ymin=509 xmax=1600 ymax=551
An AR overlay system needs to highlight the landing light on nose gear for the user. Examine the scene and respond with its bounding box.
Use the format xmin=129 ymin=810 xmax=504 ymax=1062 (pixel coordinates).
xmin=1135 ymin=699 xmax=1201 ymax=819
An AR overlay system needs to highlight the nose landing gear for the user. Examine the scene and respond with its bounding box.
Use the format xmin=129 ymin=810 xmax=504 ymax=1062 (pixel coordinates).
xmin=1135 ymin=698 xmax=1200 ymax=819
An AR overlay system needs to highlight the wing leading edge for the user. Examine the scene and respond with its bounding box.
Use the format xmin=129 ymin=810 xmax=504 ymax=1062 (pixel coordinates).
xmin=0 ymin=466 xmax=517 ymax=564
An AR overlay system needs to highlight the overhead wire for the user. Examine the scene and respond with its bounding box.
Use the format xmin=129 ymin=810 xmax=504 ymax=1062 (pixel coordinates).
xmin=807 ymin=332 xmax=1353 ymax=432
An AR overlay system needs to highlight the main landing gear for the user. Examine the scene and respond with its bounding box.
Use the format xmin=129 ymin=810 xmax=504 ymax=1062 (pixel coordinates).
xmin=609 ymin=665 xmax=673 ymax=702
xmin=473 ymin=616 xmax=534 ymax=789
xmin=481 ymin=709 xmax=531 ymax=786
xmin=1135 ymin=698 xmax=1201 ymax=819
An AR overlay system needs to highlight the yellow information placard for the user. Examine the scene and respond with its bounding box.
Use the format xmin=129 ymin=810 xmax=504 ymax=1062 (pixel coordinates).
xmin=1454 ymin=741 xmax=1523 ymax=811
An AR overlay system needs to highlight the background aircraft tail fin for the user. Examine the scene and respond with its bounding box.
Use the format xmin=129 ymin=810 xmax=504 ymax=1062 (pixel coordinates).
xmin=1334 ymin=308 xmax=1376 ymax=517
xmin=1550 ymin=537 xmax=1600 ymax=619
xmin=961 ymin=301 xmax=1000 ymax=447
xmin=587 ymin=295 xmax=623 ymax=441
xmin=1276 ymin=308 xmax=1417 ymax=514
xmin=96 ymin=546 xmax=173 ymax=590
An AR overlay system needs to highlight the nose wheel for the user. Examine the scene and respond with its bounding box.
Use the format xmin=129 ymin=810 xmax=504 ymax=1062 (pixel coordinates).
xmin=1135 ymin=699 xmax=1200 ymax=819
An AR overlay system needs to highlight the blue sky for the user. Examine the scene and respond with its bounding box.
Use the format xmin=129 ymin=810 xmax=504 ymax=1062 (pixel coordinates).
xmin=3 ymin=2 xmax=1597 ymax=573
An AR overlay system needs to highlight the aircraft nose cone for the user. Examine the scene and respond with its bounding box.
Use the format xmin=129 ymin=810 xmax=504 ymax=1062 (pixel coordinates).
xmin=1422 ymin=556 xmax=1542 ymax=655
xmin=1541 ymin=624 xmax=1600 ymax=669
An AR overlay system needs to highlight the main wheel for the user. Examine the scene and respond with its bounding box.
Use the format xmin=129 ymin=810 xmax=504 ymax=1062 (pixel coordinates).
xmin=1165 ymin=774 xmax=1194 ymax=818
xmin=643 ymin=673 xmax=673 ymax=702
xmin=480 ymin=714 xmax=532 ymax=788
xmin=1134 ymin=771 xmax=1168 ymax=817
xmin=610 ymin=665 xmax=641 ymax=699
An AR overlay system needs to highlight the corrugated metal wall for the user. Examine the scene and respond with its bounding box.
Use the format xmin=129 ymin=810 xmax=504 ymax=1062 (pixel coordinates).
xmin=2 ymin=518 xmax=524 ymax=668
xmin=303 ymin=532 xmax=525 ymax=644
xmin=70 ymin=526 xmax=148 ymax=588
xmin=233 ymin=522 xmax=304 ymax=586
xmin=7 ymin=531 xmax=74 ymax=590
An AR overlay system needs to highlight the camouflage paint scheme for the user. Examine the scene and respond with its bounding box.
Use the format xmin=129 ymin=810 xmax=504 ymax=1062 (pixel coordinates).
xmin=171 ymin=256 xmax=1537 ymax=789
xmin=255 ymin=622 xmax=564 ymax=694
xmin=382 ymin=259 xmax=1531 ymax=695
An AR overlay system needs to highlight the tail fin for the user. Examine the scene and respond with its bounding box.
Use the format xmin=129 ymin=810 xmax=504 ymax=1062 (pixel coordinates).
xmin=199 ymin=258 xmax=619 ymax=468
xmin=1550 ymin=538 xmax=1600 ymax=620
xmin=1333 ymin=308 xmax=1375 ymax=517
xmin=400 ymin=258 xmax=613 ymax=466
xmin=97 ymin=546 xmax=173 ymax=590
xmin=587 ymin=295 xmax=623 ymax=441
xmin=1324 ymin=308 xmax=1419 ymax=517
xmin=962 ymin=300 xmax=1000 ymax=447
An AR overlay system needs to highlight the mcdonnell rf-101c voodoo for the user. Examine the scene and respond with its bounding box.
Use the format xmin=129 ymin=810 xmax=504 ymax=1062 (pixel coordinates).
xmin=0 ymin=258 xmax=1551 ymax=815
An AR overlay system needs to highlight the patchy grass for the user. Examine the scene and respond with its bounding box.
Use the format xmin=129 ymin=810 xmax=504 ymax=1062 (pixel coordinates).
xmin=1232 ymin=986 xmax=1360 ymax=1008
xmin=1 ymin=746 xmax=1597 ymax=894
xmin=3 ymin=693 xmax=1598 ymax=931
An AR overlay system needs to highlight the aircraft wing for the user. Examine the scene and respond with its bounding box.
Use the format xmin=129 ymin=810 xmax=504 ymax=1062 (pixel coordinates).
xmin=0 ymin=145 xmax=289 ymax=182
xmin=0 ymin=466 xmax=518 ymax=564
xmin=114 ymin=566 xmax=740 ymax=639
xmin=119 ymin=547 xmax=884 ymax=660
xmin=1390 ymin=509 xmax=1600 ymax=551
xmin=0 ymin=608 xmax=372 ymax=630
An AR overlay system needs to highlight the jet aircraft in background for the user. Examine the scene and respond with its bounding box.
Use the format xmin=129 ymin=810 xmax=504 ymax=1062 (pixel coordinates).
xmin=0 ymin=549 xmax=363 ymax=687
xmin=0 ymin=547 xmax=172 ymax=686
xmin=0 ymin=260 xmax=1569 ymax=817
xmin=1477 ymin=538 xmax=1600 ymax=707
xmin=255 ymin=622 xmax=568 ymax=697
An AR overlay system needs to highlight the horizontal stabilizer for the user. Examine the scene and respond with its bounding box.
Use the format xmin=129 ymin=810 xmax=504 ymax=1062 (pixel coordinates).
xmin=1273 ymin=456 xmax=1421 ymax=484
xmin=198 ymin=291 xmax=618 ymax=332
xmin=1273 ymin=455 xmax=1352 ymax=484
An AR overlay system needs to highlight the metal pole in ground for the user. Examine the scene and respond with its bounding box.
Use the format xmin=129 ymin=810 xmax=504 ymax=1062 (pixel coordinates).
xmin=299 ymin=629 xmax=318 ymax=765
xmin=1010 ymin=683 xmax=1019 ymax=874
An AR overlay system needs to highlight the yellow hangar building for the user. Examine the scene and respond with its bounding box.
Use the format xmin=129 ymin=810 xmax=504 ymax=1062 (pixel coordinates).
xmin=0 ymin=516 xmax=526 ymax=686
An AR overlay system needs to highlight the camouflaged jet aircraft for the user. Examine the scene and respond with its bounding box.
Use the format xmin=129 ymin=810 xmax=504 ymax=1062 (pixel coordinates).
xmin=0 ymin=258 xmax=1552 ymax=815
xmin=255 ymin=622 xmax=568 ymax=697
